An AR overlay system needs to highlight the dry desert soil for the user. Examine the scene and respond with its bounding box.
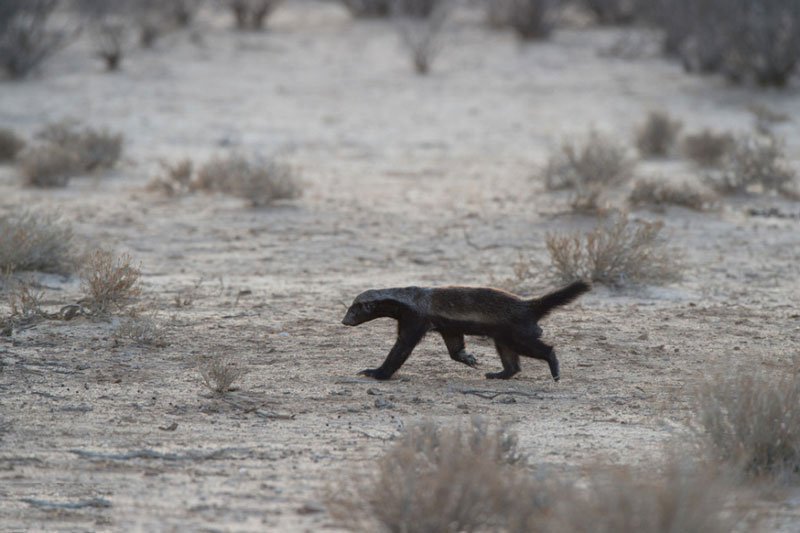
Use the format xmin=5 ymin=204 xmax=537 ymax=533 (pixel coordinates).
xmin=1 ymin=2 xmax=799 ymax=531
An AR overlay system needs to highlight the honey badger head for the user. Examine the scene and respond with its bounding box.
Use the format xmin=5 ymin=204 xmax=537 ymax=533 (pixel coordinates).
xmin=341 ymin=287 xmax=429 ymax=326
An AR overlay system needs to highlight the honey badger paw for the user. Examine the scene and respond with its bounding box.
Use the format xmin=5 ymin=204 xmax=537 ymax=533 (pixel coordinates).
xmin=358 ymin=368 xmax=392 ymax=380
xmin=455 ymin=350 xmax=478 ymax=368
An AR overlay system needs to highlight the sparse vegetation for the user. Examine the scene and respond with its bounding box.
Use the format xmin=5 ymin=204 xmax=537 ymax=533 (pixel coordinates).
xmin=505 ymin=0 xmax=561 ymax=41
xmin=548 ymin=460 xmax=732 ymax=533
xmin=697 ymin=366 xmax=800 ymax=482
xmin=544 ymin=131 xmax=635 ymax=212
xmin=629 ymin=178 xmax=716 ymax=211
xmin=544 ymin=131 xmax=635 ymax=191
xmin=682 ymin=129 xmax=734 ymax=168
xmin=635 ymin=110 xmax=682 ymax=157
xmin=36 ymin=120 xmax=124 ymax=173
xmin=329 ymin=418 xmax=530 ymax=533
xmin=394 ymin=0 xmax=449 ymax=74
xmin=93 ymin=21 xmax=128 ymax=71
xmin=7 ymin=280 xmax=44 ymax=322
xmin=228 ymin=0 xmax=283 ymax=31
xmin=706 ymin=134 xmax=797 ymax=196
xmin=331 ymin=419 xmax=732 ymax=533
xmin=113 ymin=312 xmax=168 ymax=347
xmin=0 ymin=209 xmax=74 ymax=273
xmin=0 ymin=127 xmax=25 ymax=161
xmin=17 ymin=144 xmax=80 ymax=187
xmin=650 ymin=0 xmax=800 ymax=86
xmin=0 ymin=0 xmax=70 ymax=79
xmin=582 ymin=0 xmax=637 ymax=25
xmin=546 ymin=214 xmax=680 ymax=287
xmin=195 ymin=154 xmax=302 ymax=206
xmin=200 ymin=354 xmax=247 ymax=394
xmin=340 ymin=0 xmax=390 ymax=17
xmin=146 ymin=158 xmax=194 ymax=196
xmin=80 ymin=249 xmax=142 ymax=315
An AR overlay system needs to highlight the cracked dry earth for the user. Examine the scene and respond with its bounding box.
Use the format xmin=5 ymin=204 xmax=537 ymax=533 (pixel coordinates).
xmin=1 ymin=2 xmax=800 ymax=531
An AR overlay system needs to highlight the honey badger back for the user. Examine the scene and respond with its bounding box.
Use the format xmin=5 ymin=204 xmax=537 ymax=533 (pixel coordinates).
xmin=341 ymin=281 xmax=590 ymax=381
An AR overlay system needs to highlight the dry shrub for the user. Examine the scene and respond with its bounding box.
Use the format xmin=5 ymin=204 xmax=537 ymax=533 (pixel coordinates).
xmin=544 ymin=131 xmax=635 ymax=212
xmin=544 ymin=132 xmax=635 ymax=191
xmin=195 ymin=154 xmax=302 ymax=206
xmin=546 ymin=214 xmax=680 ymax=287
xmin=17 ymin=144 xmax=80 ymax=187
xmin=146 ymin=158 xmax=194 ymax=196
xmin=0 ymin=127 xmax=25 ymax=162
xmin=7 ymin=281 xmax=44 ymax=321
xmin=706 ymin=134 xmax=797 ymax=196
xmin=628 ymin=178 xmax=716 ymax=211
xmin=37 ymin=120 xmax=124 ymax=173
xmin=93 ymin=21 xmax=128 ymax=71
xmin=328 ymin=418 xmax=533 ymax=533
xmin=200 ymin=355 xmax=247 ymax=394
xmin=113 ymin=312 xmax=167 ymax=347
xmin=81 ymin=249 xmax=141 ymax=314
xmin=167 ymin=0 xmax=203 ymax=27
xmin=505 ymin=0 xmax=561 ymax=41
xmin=649 ymin=0 xmax=800 ymax=86
xmin=0 ymin=0 xmax=70 ymax=79
xmin=635 ymin=110 xmax=682 ymax=157
xmin=340 ymin=0 xmax=391 ymax=17
xmin=394 ymin=0 xmax=449 ymax=74
xmin=697 ymin=366 xmax=800 ymax=482
xmin=0 ymin=210 xmax=74 ymax=273
xmin=549 ymin=460 xmax=733 ymax=533
xmin=581 ymin=0 xmax=637 ymax=25
xmin=228 ymin=0 xmax=283 ymax=31
xmin=682 ymin=129 xmax=734 ymax=168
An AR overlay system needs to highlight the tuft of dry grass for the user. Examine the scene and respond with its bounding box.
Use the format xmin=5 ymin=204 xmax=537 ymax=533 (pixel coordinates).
xmin=0 ymin=127 xmax=26 ymax=162
xmin=195 ymin=154 xmax=302 ymax=206
xmin=682 ymin=129 xmax=734 ymax=168
xmin=635 ymin=110 xmax=682 ymax=157
xmin=697 ymin=366 xmax=800 ymax=482
xmin=7 ymin=281 xmax=44 ymax=321
xmin=80 ymin=249 xmax=142 ymax=315
xmin=37 ymin=120 xmax=124 ymax=173
xmin=548 ymin=460 xmax=733 ymax=533
xmin=17 ymin=144 xmax=80 ymax=187
xmin=228 ymin=0 xmax=283 ymax=31
xmin=628 ymin=178 xmax=717 ymax=211
xmin=546 ymin=214 xmax=680 ymax=287
xmin=146 ymin=158 xmax=194 ymax=196
xmin=505 ymin=0 xmax=561 ymax=40
xmin=93 ymin=21 xmax=128 ymax=71
xmin=199 ymin=355 xmax=247 ymax=394
xmin=706 ymin=134 xmax=797 ymax=197
xmin=394 ymin=0 xmax=449 ymax=75
xmin=0 ymin=209 xmax=74 ymax=273
xmin=544 ymin=131 xmax=635 ymax=191
xmin=113 ymin=312 xmax=167 ymax=348
xmin=328 ymin=418 xmax=529 ymax=533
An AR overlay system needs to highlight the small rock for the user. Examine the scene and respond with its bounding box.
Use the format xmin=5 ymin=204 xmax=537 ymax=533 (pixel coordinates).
xmin=374 ymin=398 xmax=394 ymax=409
xmin=366 ymin=388 xmax=381 ymax=396
xmin=498 ymin=396 xmax=516 ymax=404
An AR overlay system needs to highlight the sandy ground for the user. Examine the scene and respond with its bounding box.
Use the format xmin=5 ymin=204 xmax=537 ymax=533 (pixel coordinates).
xmin=1 ymin=2 xmax=800 ymax=531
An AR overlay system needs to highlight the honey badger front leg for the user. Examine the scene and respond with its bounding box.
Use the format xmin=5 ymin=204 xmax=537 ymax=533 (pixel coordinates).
xmin=440 ymin=331 xmax=478 ymax=367
xmin=358 ymin=318 xmax=428 ymax=380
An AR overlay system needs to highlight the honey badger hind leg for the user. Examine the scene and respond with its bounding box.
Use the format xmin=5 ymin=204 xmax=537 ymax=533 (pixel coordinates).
xmin=440 ymin=331 xmax=478 ymax=368
xmin=485 ymin=340 xmax=520 ymax=379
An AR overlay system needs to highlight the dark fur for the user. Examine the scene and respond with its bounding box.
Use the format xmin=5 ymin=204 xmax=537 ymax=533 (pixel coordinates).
xmin=342 ymin=281 xmax=590 ymax=381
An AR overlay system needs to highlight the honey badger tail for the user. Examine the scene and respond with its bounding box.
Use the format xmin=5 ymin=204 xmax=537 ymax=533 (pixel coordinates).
xmin=529 ymin=281 xmax=590 ymax=320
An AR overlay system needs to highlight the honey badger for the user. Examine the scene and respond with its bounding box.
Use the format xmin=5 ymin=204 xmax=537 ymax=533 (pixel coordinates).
xmin=342 ymin=281 xmax=589 ymax=381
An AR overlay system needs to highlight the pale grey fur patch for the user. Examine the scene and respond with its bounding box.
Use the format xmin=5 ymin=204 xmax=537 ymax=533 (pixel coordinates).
xmin=354 ymin=287 xmax=432 ymax=314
